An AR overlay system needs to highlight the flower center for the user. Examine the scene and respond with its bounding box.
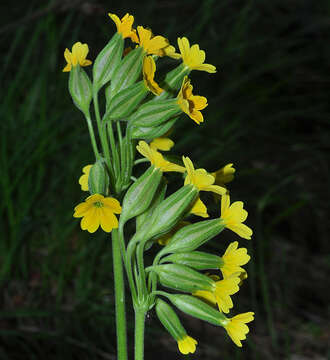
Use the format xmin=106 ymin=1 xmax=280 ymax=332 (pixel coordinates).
xmin=93 ymin=201 xmax=104 ymax=208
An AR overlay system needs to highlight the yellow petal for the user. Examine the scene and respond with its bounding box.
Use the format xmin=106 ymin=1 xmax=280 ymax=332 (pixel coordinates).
xmin=103 ymin=197 xmax=122 ymax=214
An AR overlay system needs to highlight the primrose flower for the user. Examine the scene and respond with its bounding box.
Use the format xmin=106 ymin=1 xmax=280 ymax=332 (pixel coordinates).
xmin=177 ymin=335 xmax=198 ymax=355
xmin=193 ymin=274 xmax=240 ymax=313
xmin=63 ymin=42 xmax=92 ymax=72
xmin=73 ymin=194 xmax=121 ymax=233
xmin=221 ymin=241 xmax=250 ymax=279
xmin=190 ymin=197 xmax=209 ymax=218
xmin=135 ymin=26 xmax=169 ymax=56
xmin=223 ymin=312 xmax=255 ymax=347
xmin=137 ymin=141 xmax=185 ymax=173
xmin=79 ymin=165 xmax=92 ymax=191
xmin=220 ymin=194 xmax=253 ymax=240
xmin=142 ymin=56 xmax=164 ymax=96
xmin=177 ymin=37 xmax=216 ymax=73
xmin=183 ymin=156 xmax=226 ymax=195
xmin=211 ymin=164 xmax=236 ymax=187
xmin=108 ymin=13 xmax=137 ymax=41
xmin=177 ymin=77 xmax=208 ymax=125
xmin=150 ymin=137 xmax=174 ymax=151
xmin=213 ymin=275 xmax=240 ymax=313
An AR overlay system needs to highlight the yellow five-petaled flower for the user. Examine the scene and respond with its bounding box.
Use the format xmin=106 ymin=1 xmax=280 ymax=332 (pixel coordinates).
xmin=177 ymin=37 xmax=216 ymax=73
xmin=108 ymin=12 xmax=137 ymax=41
xmin=177 ymin=77 xmax=208 ymax=125
xmin=63 ymin=42 xmax=92 ymax=72
xmin=134 ymin=26 xmax=169 ymax=56
xmin=137 ymin=141 xmax=185 ymax=173
xmin=223 ymin=312 xmax=255 ymax=347
xmin=221 ymin=241 xmax=250 ymax=278
xmin=73 ymin=194 xmax=121 ymax=233
xmin=220 ymin=193 xmax=253 ymax=240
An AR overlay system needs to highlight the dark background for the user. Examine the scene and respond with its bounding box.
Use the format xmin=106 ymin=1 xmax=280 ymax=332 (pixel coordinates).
xmin=1 ymin=0 xmax=329 ymax=359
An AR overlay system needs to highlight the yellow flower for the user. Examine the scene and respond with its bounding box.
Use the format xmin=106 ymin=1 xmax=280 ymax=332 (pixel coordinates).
xmin=108 ymin=13 xmax=137 ymax=40
xmin=73 ymin=194 xmax=121 ymax=233
xmin=211 ymin=164 xmax=235 ymax=187
xmin=150 ymin=137 xmax=174 ymax=151
xmin=221 ymin=241 xmax=250 ymax=278
xmin=213 ymin=275 xmax=240 ymax=313
xmin=190 ymin=197 xmax=209 ymax=218
xmin=135 ymin=26 xmax=169 ymax=55
xmin=137 ymin=141 xmax=185 ymax=173
xmin=193 ymin=274 xmax=240 ymax=313
xmin=156 ymin=221 xmax=190 ymax=245
xmin=158 ymin=45 xmax=181 ymax=59
xmin=177 ymin=335 xmax=198 ymax=354
xmin=79 ymin=165 xmax=92 ymax=191
xmin=183 ymin=156 xmax=226 ymax=195
xmin=223 ymin=312 xmax=255 ymax=347
xmin=177 ymin=37 xmax=216 ymax=73
xmin=142 ymin=56 xmax=164 ymax=96
xmin=63 ymin=42 xmax=92 ymax=72
xmin=177 ymin=77 xmax=208 ymax=125
xmin=220 ymin=194 xmax=253 ymax=240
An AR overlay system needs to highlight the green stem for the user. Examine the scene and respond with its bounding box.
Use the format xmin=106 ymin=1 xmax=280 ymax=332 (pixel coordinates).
xmin=112 ymin=228 xmax=128 ymax=360
xmin=83 ymin=111 xmax=100 ymax=159
xmin=92 ymin=89 xmax=115 ymax=184
xmin=134 ymin=309 xmax=146 ymax=360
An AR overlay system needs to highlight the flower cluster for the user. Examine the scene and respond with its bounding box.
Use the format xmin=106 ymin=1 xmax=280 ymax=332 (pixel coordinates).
xmin=64 ymin=11 xmax=254 ymax=357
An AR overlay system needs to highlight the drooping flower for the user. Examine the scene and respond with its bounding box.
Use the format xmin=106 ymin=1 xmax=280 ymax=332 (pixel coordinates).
xmin=177 ymin=335 xmax=198 ymax=354
xmin=223 ymin=312 xmax=255 ymax=347
xmin=177 ymin=37 xmax=216 ymax=73
xmin=135 ymin=26 xmax=169 ymax=56
xmin=190 ymin=197 xmax=209 ymax=218
xmin=220 ymin=194 xmax=253 ymax=240
xmin=79 ymin=165 xmax=92 ymax=191
xmin=142 ymin=56 xmax=164 ymax=96
xmin=213 ymin=275 xmax=241 ymax=313
xmin=150 ymin=137 xmax=174 ymax=151
xmin=211 ymin=164 xmax=236 ymax=187
xmin=221 ymin=241 xmax=250 ymax=278
xmin=108 ymin=13 xmax=137 ymax=41
xmin=63 ymin=42 xmax=92 ymax=72
xmin=137 ymin=141 xmax=185 ymax=173
xmin=177 ymin=77 xmax=208 ymax=125
xmin=183 ymin=156 xmax=226 ymax=195
xmin=193 ymin=274 xmax=240 ymax=313
xmin=73 ymin=194 xmax=121 ymax=233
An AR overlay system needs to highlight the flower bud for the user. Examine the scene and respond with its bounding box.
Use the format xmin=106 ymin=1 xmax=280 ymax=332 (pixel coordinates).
xmin=129 ymin=99 xmax=181 ymax=127
xmin=105 ymin=81 xmax=148 ymax=120
xmin=120 ymin=165 xmax=162 ymax=225
xmin=159 ymin=219 xmax=225 ymax=256
xmin=109 ymin=46 xmax=144 ymax=99
xmin=155 ymin=298 xmax=186 ymax=341
xmin=151 ymin=264 xmax=214 ymax=293
xmin=93 ymin=32 xmax=124 ymax=91
xmin=88 ymin=159 xmax=109 ymax=195
xmin=165 ymin=293 xmax=227 ymax=326
xmin=68 ymin=66 xmax=92 ymax=114
xmin=162 ymin=251 xmax=223 ymax=270
xmin=130 ymin=117 xmax=178 ymax=140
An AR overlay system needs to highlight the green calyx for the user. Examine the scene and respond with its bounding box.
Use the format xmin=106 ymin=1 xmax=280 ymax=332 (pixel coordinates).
xmin=68 ymin=65 xmax=92 ymax=114
xmin=161 ymin=251 xmax=223 ymax=270
xmin=88 ymin=159 xmax=110 ymax=195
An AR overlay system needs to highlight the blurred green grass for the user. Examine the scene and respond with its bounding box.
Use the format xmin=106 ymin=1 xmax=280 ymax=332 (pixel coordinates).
xmin=1 ymin=0 xmax=329 ymax=359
